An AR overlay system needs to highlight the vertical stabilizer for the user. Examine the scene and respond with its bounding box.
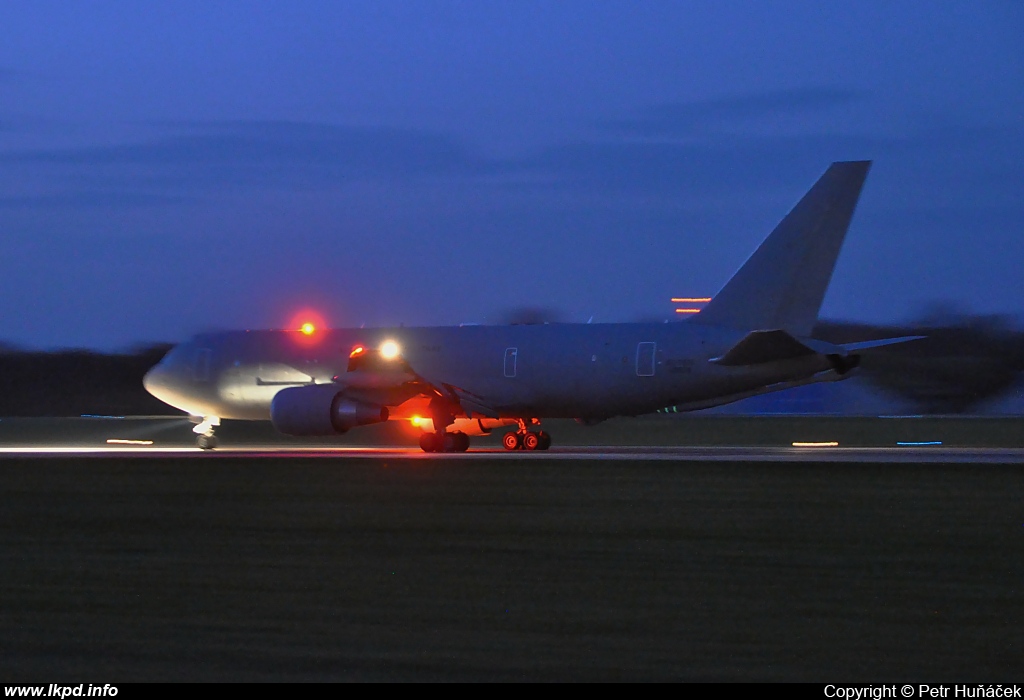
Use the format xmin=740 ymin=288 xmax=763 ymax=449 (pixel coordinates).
xmin=694 ymin=161 xmax=871 ymax=336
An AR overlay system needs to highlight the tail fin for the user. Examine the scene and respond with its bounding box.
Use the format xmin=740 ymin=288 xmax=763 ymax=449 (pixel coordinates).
xmin=694 ymin=160 xmax=871 ymax=336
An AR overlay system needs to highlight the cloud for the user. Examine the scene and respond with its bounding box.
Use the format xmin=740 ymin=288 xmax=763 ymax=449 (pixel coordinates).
xmin=1 ymin=121 xmax=485 ymax=186
xmin=601 ymin=87 xmax=867 ymax=138
xmin=0 ymin=115 xmax=1019 ymax=211
xmin=860 ymin=204 xmax=1024 ymax=234
xmin=527 ymin=132 xmax=884 ymax=193
xmin=523 ymin=121 xmax=1024 ymax=197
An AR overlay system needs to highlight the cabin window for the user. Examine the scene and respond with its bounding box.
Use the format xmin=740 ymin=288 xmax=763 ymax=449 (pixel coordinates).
xmin=504 ymin=347 xmax=518 ymax=378
xmin=636 ymin=342 xmax=656 ymax=377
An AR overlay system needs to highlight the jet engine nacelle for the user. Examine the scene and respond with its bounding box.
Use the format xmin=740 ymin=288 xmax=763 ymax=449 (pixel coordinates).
xmin=270 ymin=384 xmax=388 ymax=436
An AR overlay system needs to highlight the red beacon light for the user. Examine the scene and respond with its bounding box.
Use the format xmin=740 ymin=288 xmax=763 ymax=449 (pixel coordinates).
xmin=287 ymin=309 xmax=327 ymax=342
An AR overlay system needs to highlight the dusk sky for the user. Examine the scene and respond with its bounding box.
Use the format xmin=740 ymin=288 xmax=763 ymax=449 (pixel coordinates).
xmin=1 ymin=1 xmax=1022 ymax=350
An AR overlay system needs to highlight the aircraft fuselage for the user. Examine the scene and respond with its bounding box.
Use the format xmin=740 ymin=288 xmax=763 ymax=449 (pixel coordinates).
xmin=143 ymin=321 xmax=844 ymax=423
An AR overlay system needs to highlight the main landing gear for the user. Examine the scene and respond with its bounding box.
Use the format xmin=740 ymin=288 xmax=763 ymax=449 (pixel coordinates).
xmin=419 ymin=431 xmax=470 ymax=453
xmin=502 ymin=419 xmax=551 ymax=451
xmin=192 ymin=415 xmax=220 ymax=450
xmin=418 ymin=397 xmax=470 ymax=453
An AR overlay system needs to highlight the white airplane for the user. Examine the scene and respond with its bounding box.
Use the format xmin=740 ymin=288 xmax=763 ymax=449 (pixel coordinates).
xmin=144 ymin=161 xmax=919 ymax=451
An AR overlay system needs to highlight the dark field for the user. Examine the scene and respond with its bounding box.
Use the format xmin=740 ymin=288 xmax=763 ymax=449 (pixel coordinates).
xmin=2 ymin=455 xmax=1023 ymax=681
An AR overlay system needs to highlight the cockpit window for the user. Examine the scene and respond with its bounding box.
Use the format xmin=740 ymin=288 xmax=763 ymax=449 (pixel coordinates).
xmin=194 ymin=348 xmax=212 ymax=382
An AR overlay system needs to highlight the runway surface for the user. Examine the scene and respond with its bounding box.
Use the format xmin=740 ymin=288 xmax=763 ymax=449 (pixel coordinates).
xmin=3 ymin=443 xmax=1024 ymax=463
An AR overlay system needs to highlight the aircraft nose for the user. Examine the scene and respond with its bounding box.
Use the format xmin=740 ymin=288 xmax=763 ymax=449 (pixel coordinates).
xmin=144 ymin=343 xmax=193 ymax=407
xmin=143 ymin=360 xmax=173 ymax=402
xmin=144 ymin=345 xmax=204 ymax=415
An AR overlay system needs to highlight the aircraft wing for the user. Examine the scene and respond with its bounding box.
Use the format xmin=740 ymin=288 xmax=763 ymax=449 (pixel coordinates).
xmin=410 ymin=376 xmax=501 ymax=419
xmin=442 ymin=385 xmax=502 ymax=419
xmin=337 ymin=346 xmax=504 ymax=419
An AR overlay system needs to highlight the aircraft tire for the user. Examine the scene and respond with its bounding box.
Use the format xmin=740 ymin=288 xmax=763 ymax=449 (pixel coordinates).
xmin=523 ymin=431 xmax=541 ymax=451
xmin=502 ymin=431 xmax=522 ymax=451
xmin=537 ymin=431 xmax=551 ymax=450
xmin=419 ymin=433 xmax=437 ymax=452
xmin=453 ymin=432 xmax=470 ymax=452
xmin=441 ymin=432 xmax=458 ymax=452
xmin=197 ymin=434 xmax=217 ymax=450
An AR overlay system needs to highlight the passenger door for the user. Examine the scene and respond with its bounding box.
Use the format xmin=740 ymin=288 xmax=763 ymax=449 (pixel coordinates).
xmin=635 ymin=342 xmax=656 ymax=377
xmin=503 ymin=347 xmax=518 ymax=378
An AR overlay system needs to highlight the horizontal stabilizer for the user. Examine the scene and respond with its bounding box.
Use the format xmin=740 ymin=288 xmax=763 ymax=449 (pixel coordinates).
xmin=838 ymin=335 xmax=925 ymax=352
xmin=710 ymin=329 xmax=819 ymax=366
xmin=711 ymin=330 xmax=925 ymax=367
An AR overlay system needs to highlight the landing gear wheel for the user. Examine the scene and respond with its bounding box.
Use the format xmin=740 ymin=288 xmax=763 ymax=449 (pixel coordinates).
xmin=537 ymin=431 xmax=551 ymax=450
xmin=503 ymin=431 xmax=522 ymax=451
xmin=421 ymin=431 xmax=470 ymax=453
xmin=419 ymin=432 xmax=438 ymax=453
xmin=192 ymin=416 xmax=220 ymax=450
xmin=523 ymin=431 xmax=541 ymax=451
xmin=441 ymin=432 xmax=458 ymax=453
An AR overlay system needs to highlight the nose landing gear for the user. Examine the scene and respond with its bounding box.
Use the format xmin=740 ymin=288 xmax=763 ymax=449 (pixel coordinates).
xmin=502 ymin=419 xmax=551 ymax=451
xmin=191 ymin=416 xmax=220 ymax=450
